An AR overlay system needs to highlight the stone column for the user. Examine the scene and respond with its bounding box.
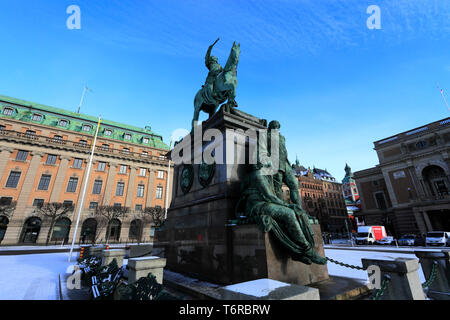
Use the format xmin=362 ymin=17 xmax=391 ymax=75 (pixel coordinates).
xmin=381 ymin=170 xmax=398 ymax=206
xmin=103 ymin=163 xmax=117 ymax=205
xmin=166 ymin=166 xmax=174 ymax=208
xmin=127 ymin=256 xmax=166 ymax=284
xmin=421 ymin=211 xmax=433 ymax=231
xmin=0 ymin=147 xmax=14 ymax=178
xmin=415 ymin=250 xmax=450 ymax=300
xmin=49 ymin=155 xmax=71 ymax=203
xmin=4 ymin=151 xmax=44 ymax=244
xmin=125 ymin=166 xmax=137 ymax=208
xmin=15 ymin=151 xmax=44 ymax=212
xmin=361 ymin=257 xmax=425 ymax=300
xmin=145 ymin=169 xmax=156 ymax=208
xmin=67 ymin=157 xmax=89 ymax=244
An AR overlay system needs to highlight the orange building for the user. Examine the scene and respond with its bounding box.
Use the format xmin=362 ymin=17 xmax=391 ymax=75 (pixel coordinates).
xmin=0 ymin=94 xmax=173 ymax=245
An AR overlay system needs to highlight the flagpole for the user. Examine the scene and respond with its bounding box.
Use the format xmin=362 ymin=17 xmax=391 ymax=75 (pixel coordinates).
xmin=164 ymin=140 xmax=173 ymax=220
xmin=68 ymin=116 xmax=102 ymax=262
xmin=77 ymin=86 xmax=87 ymax=114
xmin=437 ymin=83 xmax=450 ymax=112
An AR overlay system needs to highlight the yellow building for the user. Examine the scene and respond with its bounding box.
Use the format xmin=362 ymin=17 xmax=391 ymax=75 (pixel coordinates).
xmin=0 ymin=94 xmax=173 ymax=245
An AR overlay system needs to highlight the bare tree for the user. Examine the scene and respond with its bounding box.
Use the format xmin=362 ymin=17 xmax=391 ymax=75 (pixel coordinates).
xmin=0 ymin=198 xmax=17 ymax=218
xmin=36 ymin=202 xmax=74 ymax=245
xmin=142 ymin=206 xmax=166 ymax=228
xmin=93 ymin=205 xmax=129 ymax=243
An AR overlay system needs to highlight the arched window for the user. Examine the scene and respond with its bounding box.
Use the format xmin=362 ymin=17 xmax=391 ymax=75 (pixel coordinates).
xmin=20 ymin=217 xmax=42 ymax=243
xmin=51 ymin=217 xmax=71 ymax=244
xmin=0 ymin=216 xmax=9 ymax=243
xmin=129 ymin=219 xmax=143 ymax=241
xmin=80 ymin=218 xmax=97 ymax=243
xmin=106 ymin=219 xmax=121 ymax=242
xmin=422 ymin=165 xmax=449 ymax=197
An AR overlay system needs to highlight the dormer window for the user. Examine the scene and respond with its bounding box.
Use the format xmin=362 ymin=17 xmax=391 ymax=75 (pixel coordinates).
xmin=2 ymin=107 xmax=13 ymax=116
xmin=82 ymin=124 xmax=92 ymax=132
xmin=124 ymin=133 xmax=132 ymax=140
xmin=32 ymin=114 xmax=42 ymax=122
xmin=142 ymin=137 xmax=149 ymax=144
xmin=104 ymin=129 xmax=113 ymax=136
xmin=59 ymin=119 xmax=68 ymax=127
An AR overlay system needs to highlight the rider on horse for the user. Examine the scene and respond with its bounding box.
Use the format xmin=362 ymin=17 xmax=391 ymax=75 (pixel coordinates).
xmin=203 ymin=38 xmax=222 ymax=100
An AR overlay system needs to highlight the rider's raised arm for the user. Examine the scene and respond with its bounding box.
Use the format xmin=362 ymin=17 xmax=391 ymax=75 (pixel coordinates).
xmin=205 ymin=38 xmax=220 ymax=69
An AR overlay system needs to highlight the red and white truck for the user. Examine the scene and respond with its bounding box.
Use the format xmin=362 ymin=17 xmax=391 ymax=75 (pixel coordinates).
xmin=355 ymin=226 xmax=387 ymax=245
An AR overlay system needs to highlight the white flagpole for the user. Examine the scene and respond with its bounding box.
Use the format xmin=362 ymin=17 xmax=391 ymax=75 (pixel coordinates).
xmin=164 ymin=140 xmax=173 ymax=220
xmin=437 ymin=83 xmax=450 ymax=112
xmin=68 ymin=116 xmax=102 ymax=262
xmin=77 ymin=86 xmax=87 ymax=114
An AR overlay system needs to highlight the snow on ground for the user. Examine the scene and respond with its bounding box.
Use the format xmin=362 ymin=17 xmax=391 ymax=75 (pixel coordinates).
xmin=0 ymin=252 xmax=73 ymax=300
xmin=324 ymin=248 xmax=426 ymax=284
xmin=0 ymin=247 xmax=437 ymax=300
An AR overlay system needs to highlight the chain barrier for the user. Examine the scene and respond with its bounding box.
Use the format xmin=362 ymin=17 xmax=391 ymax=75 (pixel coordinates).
xmin=422 ymin=260 xmax=438 ymax=289
xmin=326 ymin=257 xmax=367 ymax=270
xmin=372 ymin=275 xmax=391 ymax=300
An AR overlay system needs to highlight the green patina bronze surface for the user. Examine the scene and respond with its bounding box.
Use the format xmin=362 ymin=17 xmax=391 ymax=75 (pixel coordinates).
xmin=236 ymin=162 xmax=327 ymax=265
xmin=192 ymin=38 xmax=240 ymax=129
xmin=180 ymin=164 xmax=194 ymax=194
xmin=198 ymin=161 xmax=215 ymax=187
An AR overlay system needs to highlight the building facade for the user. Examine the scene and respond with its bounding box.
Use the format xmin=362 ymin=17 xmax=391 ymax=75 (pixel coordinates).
xmin=287 ymin=160 xmax=348 ymax=233
xmin=0 ymin=95 xmax=172 ymax=245
xmin=354 ymin=117 xmax=450 ymax=237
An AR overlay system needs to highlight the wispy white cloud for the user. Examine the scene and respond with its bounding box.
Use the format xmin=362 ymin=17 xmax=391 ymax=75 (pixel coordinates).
xmin=77 ymin=0 xmax=450 ymax=60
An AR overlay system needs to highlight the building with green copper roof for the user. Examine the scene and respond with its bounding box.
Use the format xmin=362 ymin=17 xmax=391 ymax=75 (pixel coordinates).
xmin=0 ymin=94 xmax=169 ymax=150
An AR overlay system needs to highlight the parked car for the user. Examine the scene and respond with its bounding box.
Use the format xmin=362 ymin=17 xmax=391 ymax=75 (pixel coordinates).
xmin=425 ymin=231 xmax=450 ymax=247
xmin=398 ymin=234 xmax=417 ymax=246
xmin=376 ymin=236 xmax=395 ymax=245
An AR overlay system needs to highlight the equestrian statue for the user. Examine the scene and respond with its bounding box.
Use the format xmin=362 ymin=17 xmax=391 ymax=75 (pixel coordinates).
xmin=192 ymin=38 xmax=240 ymax=129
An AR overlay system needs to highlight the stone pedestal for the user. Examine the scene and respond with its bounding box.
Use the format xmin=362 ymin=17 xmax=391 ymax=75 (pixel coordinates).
xmin=154 ymin=108 xmax=329 ymax=286
xmin=218 ymin=278 xmax=320 ymax=300
xmin=361 ymin=257 xmax=425 ymax=300
xmin=128 ymin=244 xmax=153 ymax=258
xmin=232 ymin=224 xmax=329 ymax=286
xmin=415 ymin=250 xmax=450 ymax=300
xmin=102 ymin=249 xmax=125 ymax=268
xmin=128 ymin=257 xmax=167 ymax=284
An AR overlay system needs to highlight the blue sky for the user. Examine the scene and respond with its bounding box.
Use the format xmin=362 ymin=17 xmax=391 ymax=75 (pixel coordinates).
xmin=0 ymin=0 xmax=449 ymax=180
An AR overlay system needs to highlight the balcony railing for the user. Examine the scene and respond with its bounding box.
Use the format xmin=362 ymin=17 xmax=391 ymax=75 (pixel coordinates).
xmin=0 ymin=129 xmax=168 ymax=162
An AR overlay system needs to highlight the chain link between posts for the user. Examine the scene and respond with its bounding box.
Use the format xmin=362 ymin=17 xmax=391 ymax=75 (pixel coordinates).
xmin=326 ymin=257 xmax=367 ymax=270
xmin=372 ymin=275 xmax=391 ymax=300
xmin=422 ymin=260 xmax=438 ymax=289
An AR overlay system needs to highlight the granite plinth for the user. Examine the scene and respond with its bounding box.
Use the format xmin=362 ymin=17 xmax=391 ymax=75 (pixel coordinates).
xmin=154 ymin=108 xmax=329 ymax=286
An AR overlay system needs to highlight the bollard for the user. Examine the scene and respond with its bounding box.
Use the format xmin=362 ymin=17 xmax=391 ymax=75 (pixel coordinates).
xmin=127 ymin=256 xmax=166 ymax=284
xmin=361 ymin=257 xmax=426 ymax=300
xmin=102 ymin=249 xmax=126 ymax=268
xmin=415 ymin=250 xmax=450 ymax=300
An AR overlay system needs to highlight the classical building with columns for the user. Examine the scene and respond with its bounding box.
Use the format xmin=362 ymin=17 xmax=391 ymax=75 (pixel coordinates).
xmin=0 ymin=94 xmax=172 ymax=245
xmin=354 ymin=117 xmax=450 ymax=237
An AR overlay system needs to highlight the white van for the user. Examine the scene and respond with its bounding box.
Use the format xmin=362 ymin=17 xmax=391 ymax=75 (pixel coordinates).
xmin=355 ymin=226 xmax=386 ymax=245
xmin=425 ymin=231 xmax=450 ymax=247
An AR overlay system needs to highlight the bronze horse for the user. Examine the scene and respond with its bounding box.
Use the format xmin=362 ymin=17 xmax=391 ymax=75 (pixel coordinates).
xmin=192 ymin=41 xmax=240 ymax=129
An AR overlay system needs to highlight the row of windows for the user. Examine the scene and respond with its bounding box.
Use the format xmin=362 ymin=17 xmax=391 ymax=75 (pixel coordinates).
xmin=5 ymin=171 xmax=165 ymax=197
xmin=2 ymin=107 xmax=154 ymax=144
xmin=30 ymin=198 xmax=158 ymax=212
xmin=11 ymin=151 xmax=165 ymax=177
